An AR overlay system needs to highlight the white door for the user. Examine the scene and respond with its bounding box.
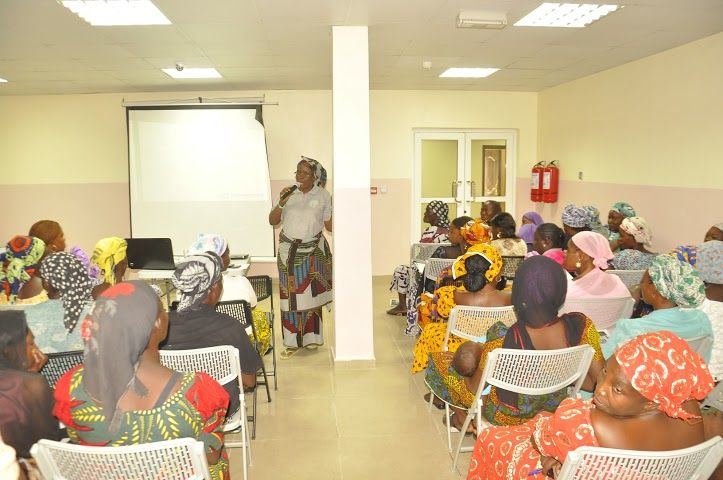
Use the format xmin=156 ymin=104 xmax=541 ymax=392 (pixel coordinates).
xmin=413 ymin=129 xmax=517 ymax=238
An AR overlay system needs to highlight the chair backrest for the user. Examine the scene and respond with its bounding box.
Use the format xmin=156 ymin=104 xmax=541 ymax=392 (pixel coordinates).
xmin=556 ymin=436 xmax=723 ymax=480
xmin=0 ymin=303 xmax=27 ymax=311
xmin=702 ymin=381 xmax=723 ymax=411
xmin=159 ymin=345 xmax=243 ymax=431
xmin=40 ymin=350 xmax=84 ymax=389
xmin=686 ymin=335 xmax=713 ymax=357
xmin=215 ymin=299 xmax=252 ymax=327
xmin=607 ymin=269 xmax=646 ymax=290
xmin=410 ymin=242 xmax=449 ymax=264
xmin=444 ymin=305 xmax=517 ymax=350
xmin=501 ymin=255 xmax=526 ymax=280
xmin=477 ymin=345 xmax=595 ymax=399
xmin=559 ymin=296 xmax=635 ymax=332
xmin=247 ymin=275 xmax=272 ymax=303
xmin=31 ymin=437 xmax=211 ymax=480
xmin=425 ymin=258 xmax=455 ymax=282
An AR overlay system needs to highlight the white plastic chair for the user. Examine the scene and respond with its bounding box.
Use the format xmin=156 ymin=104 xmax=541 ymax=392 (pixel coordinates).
xmin=31 ymin=437 xmax=211 ymax=480
xmin=556 ymin=435 xmax=723 ymax=480
xmin=559 ymin=296 xmax=635 ymax=332
xmin=160 ymin=346 xmax=251 ymax=480
xmin=424 ymin=258 xmax=455 ymax=283
xmin=607 ymin=269 xmax=646 ymax=290
xmin=410 ymin=242 xmax=450 ymax=264
xmin=702 ymin=381 xmax=723 ymax=412
xmin=686 ymin=335 xmax=714 ymax=358
xmin=425 ymin=305 xmax=517 ymax=450
xmin=451 ymin=345 xmax=595 ymax=470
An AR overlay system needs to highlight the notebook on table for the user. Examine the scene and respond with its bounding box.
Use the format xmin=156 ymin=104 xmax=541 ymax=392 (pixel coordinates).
xmin=125 ymin=238 xmax=176 ymax=270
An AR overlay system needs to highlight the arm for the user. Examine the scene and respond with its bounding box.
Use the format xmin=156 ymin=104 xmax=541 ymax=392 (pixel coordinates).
xmin=324 ymin=218 xmax=332 ymax=232
xmin=268 ymin=186 xmax=294 ymax=226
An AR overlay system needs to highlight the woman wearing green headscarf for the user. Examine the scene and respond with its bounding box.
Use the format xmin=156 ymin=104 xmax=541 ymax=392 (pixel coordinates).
xmin=0 ymin=236 xmax=46 ymax=305
xmin=607 ymin=201 xmax=636 ymax=251
xmin=602 ymin=255 xmax=712 ymax=359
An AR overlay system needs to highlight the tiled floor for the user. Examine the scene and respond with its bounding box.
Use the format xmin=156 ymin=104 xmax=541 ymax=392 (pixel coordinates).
xmin=227 ymin=276 xmax=471 ymax=479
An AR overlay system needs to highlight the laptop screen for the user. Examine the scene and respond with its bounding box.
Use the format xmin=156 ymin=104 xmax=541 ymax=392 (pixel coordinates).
xmin=125 ymin=238 xmax=176 ymax=270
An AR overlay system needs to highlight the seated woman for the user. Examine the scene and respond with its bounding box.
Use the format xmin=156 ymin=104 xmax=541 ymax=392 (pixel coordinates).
xmin=564 ymin=231 xmax=631 ymax=300
xmin=411 ymin=244 xmax=509 ymax=374
xmin=53 ymin=281 xmax=230 ymax=480
xmin=488 ymin=212 xmax=528 ymax=257
xmin=388 ymin=201 xmax=451 ymax=316
xmin=188 ymin=233 xmax=271 ymax=356
xmin=603 ymin=255 xmax=712 ymax=359
xmin=426 ymin=256 xmax=604 ymax=430
xmin=517 ymin=212 xmax=543 ymax=252
xmin=402 ymin=216 xmax=474 ymax=336
xmin=90 ymin=237 xmax=127 ymax=299
xmin=606 ymin=201 xmax=636 ymax=250
xmin=163 ymin=252 xmax=262 ymax=413
xmin=583 ymin=205 xmax=610 ymax=237
xmin=480 ymin=200 xmax=502 ymax=224
xmin=467 ymin=330 xmax=713 ymax=479
xmin=612 ymin=216 xmax=656 ymax=270
xmin=0 ymin=236 xmax=46 ymax=305
xmin=0 ymin=311 xmax=61 ymax=461
xmin=526 ymin=223 xmax=565 ymax=265
xmin=561 ymin=204 xmax=591 ymax=248
xmin=24 ymin=252 xmax=94 ymax=353
xmin=28 ymin=220 xmax=66 ymax=255
xmin=704 ymin=222 xmax=723 ymax=242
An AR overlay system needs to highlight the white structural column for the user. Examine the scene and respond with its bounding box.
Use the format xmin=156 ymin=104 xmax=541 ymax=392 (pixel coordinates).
xmin=331 ymin=26 xmax=374 ymax=361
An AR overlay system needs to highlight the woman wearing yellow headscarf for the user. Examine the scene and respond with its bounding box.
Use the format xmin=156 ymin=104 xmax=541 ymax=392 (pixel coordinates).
xmin=90 ymin=237 xmax=128 ymax=298
xmin=411 ymin=244 xmax=510 ymax=374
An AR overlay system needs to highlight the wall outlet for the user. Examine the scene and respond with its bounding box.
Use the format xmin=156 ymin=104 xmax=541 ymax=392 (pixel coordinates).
xmin=578 ymin=171 xmax=583 ymax=180
xmin=380 ymin=185 xmax=388 ymax=194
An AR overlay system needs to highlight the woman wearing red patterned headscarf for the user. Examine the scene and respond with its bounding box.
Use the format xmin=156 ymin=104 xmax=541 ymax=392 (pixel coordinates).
xmin=466 ymin=330 xmax=713 ymax=479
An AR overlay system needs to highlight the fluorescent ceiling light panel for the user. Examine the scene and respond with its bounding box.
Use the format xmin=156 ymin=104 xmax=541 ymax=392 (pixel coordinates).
xmin=514 ymin=3 xmax=619 ymax=28
xmin=162 ymin=68 xmax=222 ymax=79
xmin=0 ymin=77 xmax=7 ymax=83
xmin=439 ymin=68 xmax=499 ymax=78
xmin=60 ymin=0 xmax=171 ymax=26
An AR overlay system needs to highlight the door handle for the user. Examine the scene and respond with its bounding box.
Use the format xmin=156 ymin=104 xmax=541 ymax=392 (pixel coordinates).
xmin=470 ymin=180 xmax=477 ymax=197
xmin=451 ymin=181 xmax=460 ymax=201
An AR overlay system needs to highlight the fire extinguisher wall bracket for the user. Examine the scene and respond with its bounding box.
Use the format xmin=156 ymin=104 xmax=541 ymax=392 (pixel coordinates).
xmin=542 ymin=160 xmax=559 ymax=203
xmin=530 ymin=161 xmax=546 ymax=203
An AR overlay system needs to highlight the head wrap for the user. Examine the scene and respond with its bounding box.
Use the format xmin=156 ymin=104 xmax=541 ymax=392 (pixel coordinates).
xmin=427 ymin=201 xmax=450 ymax=229
xmin=561 ymin=204 xmax=590 ymax=229
xmin=611 ymin=202 xmax=636 ymax=218
xmin=188 ymin=233 xmax=228 ymax=257
xmin=695 ymin=240 xmax=722 ymax=284
xmin=452 ymin=244 xmax=503 ymax=283
xmin=669 ymin=245 xmax=696 ymax=268
xmin=511 ymin=256 xmax=567 ymax=327
xmin=172 ymin=252 xmax=223 ymax=312
xmin=614 ymin=331 xmax=714 ymax=420
xmin=459 ymin=219 xmax=490 ymax=246
xmin=620 ymin=217 xmax=653 ymax=247
xmin=0 ymin=236 xmax=46 ymax=303
xmin=0 ymin=310 xmax=30 ymax=371
xmin=40 ymin=252 xmax=94 ymax=333
xmin=571 ymin=231 xmax=614 ymax=270
xmin=83 ymin=281 xmax=160 ymax=433
xmin=91 ymin=237 xmax=128 ymax=286
xmin=717 ymin=223 xmax=723 ymax=231
xmin=518 ymin=212 xmax=543 ymax=244
xmin=28 ymin=220 xmax=63 ymax=249
xmin=583 ymin=206 xmax=604 ymax=230
xmin=300 ymin=156 xmax=327 ymax=187
xmin=70 ymin=246 xmax=101 ymax=283
xmin=648 ymin=255 xmax=705 ymax=308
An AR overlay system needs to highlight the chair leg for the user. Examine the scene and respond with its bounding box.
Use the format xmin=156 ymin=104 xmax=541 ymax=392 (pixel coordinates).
xmin=258 ymin=361 xmax=271 ymax=403
xmin=250 ymin=388 xmax=257 ymax=440
xmin=271 ymin=322 xmax=278 ymax=390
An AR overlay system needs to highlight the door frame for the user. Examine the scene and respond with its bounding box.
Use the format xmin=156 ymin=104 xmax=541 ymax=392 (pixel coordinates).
xmin=412 ymin=128 xmax=518 ymax=241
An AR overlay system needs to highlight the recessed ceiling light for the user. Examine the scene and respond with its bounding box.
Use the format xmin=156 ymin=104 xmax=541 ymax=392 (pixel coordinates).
xmin=162 ymin=68 xmax=223 ymax=79
xmin=514 ymin=3 xmax=619 ymax=28
xmin=439 ymin=68 xmax=500 ymax=78
xmin=60 ymin=0 xmax=171 ymax=26
xmin=0 ymin=77 xmax=7 ymax=83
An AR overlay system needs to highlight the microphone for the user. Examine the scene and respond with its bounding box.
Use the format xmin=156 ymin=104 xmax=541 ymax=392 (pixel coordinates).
xmin=280 ymin=184 xmax=299 ymax=202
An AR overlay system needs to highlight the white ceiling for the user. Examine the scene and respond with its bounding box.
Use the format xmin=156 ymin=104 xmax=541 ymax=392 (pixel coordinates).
xmin=0 ymin=0 xmax=721 ymax=95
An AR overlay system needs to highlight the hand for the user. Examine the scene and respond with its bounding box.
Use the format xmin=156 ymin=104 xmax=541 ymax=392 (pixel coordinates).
xmin=278 ymin=186 xmax=294 ymax=207
xmin=540 ymin=455 xmax=562 ymax=478
xmin=27 ymin=347 xmax=48 ymax=373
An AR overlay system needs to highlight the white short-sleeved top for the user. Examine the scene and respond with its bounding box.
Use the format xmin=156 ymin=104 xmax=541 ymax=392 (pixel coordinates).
xmin=281 ymin=185 xmax=332 ymax=241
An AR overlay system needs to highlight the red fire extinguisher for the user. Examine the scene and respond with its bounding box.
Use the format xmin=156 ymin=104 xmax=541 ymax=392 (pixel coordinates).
xmin=542 ymin=160 xmax=559 ymax=203
xmin=530 ymin=161 xmax=546 ymax=202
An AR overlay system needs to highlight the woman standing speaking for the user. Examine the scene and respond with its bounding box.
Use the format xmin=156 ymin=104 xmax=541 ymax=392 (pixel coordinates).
xmin=269 ymin=156 xmax=332 ymax=358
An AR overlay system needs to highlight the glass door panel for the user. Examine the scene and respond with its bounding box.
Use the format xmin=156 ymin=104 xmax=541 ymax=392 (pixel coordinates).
xmin=421 ymin=139 xmax=458 ymax=199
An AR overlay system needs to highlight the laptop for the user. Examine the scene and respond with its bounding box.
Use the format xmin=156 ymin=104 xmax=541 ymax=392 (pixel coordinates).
xmin=125 ymin=238 xmax=176 ymax=270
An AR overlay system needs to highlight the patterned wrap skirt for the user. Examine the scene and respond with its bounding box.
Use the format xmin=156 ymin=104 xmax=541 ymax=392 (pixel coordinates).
xmin=277 ymin=231 xmax=332 ymax=348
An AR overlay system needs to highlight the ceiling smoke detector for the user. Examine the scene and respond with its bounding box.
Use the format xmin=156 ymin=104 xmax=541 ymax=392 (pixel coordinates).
xmin=456 ymin=11 xmax=508 ymax=29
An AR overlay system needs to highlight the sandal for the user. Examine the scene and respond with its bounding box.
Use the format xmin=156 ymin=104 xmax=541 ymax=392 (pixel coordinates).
xmin=280 ymin=347 xmax=299 ymax=359
xmin=444 ymin=412 xmax=475 ymax=435
xmin=386 ymin=307 xmax=407 ymax=316
xmin=424 ymin=392 xmax=446 ymax=410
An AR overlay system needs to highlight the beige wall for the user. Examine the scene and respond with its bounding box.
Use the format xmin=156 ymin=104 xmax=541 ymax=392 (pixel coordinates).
xmin=530 ymin=32 xmax=723 ymax=252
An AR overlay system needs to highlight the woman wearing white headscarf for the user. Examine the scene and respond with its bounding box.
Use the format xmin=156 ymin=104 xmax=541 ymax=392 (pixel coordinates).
xmin=611 ymin=217 xmax=656 ymax=270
